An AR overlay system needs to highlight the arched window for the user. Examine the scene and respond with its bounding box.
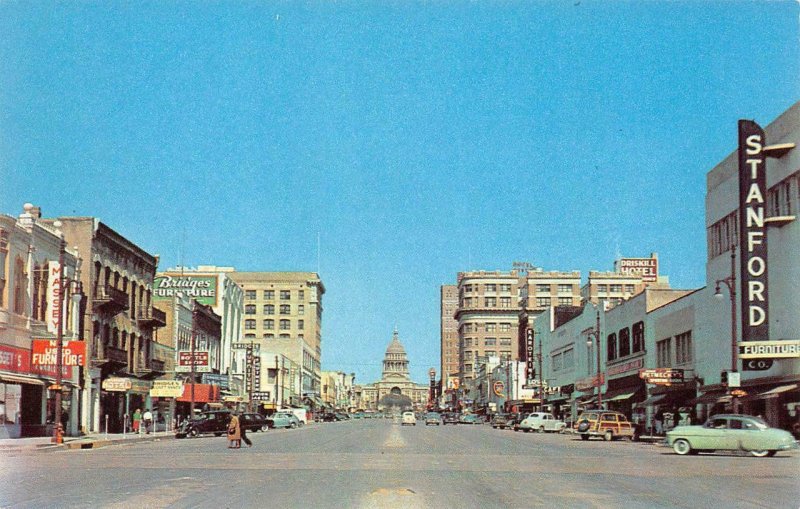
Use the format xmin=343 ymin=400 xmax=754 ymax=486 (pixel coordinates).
xmin=632 ymin=321 xmax=644 ymax=353
xmin=606 ymin=333 xmax=617 ymax=362
xmin=619 ymin=327 xmax=631 ymax=357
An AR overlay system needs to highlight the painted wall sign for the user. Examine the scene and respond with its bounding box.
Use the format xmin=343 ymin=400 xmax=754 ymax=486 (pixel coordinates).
xmin=617 ymin=258 xmax=658 ymax=282
xmin=607 ymin=357 xmax=644 ymax=377
xmin=738 ymin=120 xmax=769 ymax=344
xmin=0 ymin=344 xmax=73 ymax=379
xmin=153 ymin=274 xmax=219 ymax=306
xmin=176 ymin=351 xmax=210 ymax=373
xmin=150 ymin=380 xmax=185 ymax=398
xmin=31 ymin=339 xmax=87 ymax=367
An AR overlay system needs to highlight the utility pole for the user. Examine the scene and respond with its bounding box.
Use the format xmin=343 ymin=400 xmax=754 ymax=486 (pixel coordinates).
xmin=537 ymin=338 xmax=544 ymax=412
xmin=52 ymin=234 xmax=65 ymax=443
xmin=190 ymin=304 xmax=196 ymax=416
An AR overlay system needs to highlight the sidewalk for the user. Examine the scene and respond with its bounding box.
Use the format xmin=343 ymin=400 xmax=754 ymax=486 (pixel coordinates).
xmin=0 ymin=430 xmax=176 ymax=453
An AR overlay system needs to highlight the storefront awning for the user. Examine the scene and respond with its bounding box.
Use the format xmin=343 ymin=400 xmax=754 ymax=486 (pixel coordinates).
xmin=0 ymin=373 xmax=45 ymax=385
xmin=603 ymin=388 xmax=638 ymax=402
xmin=641 ymin=394 xmax=667 ymax=406
xmin=758 ymin=383 xmax=798 ymax=397
xmin=688 ymin=390 xmax=729 ymax=405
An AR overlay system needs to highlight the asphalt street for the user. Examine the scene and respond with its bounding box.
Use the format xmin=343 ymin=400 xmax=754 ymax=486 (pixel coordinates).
xmin=2 ymin=419 xmax=798 ymax=509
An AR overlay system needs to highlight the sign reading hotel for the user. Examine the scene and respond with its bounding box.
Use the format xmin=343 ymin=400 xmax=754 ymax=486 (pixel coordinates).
xmin=617 ymin=257 xmax=658 ymax=282
xmin=738 ymin=120 xmax=769 ymax=347
xmin=31 ymin=339 xmax=87 ymax=367
xmin=153 ymin=274 xmax=219 ymax=306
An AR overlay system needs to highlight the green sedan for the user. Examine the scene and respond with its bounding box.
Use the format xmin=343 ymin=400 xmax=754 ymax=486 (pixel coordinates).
xmin=666 ymin=414 xmax=797 ymax=457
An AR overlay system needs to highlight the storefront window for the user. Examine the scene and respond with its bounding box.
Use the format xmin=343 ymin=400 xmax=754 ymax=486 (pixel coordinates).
xmin=1 ymin=382 xmax=22 ymax=425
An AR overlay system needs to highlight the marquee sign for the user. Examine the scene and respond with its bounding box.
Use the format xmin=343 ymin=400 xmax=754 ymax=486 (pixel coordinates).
xmin=738 ymin=120 xmax=769 ymax=345
xmin=525 ymin=328 xmax=535 ymax=384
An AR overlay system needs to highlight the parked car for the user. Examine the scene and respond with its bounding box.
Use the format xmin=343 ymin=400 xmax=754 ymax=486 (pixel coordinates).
xmin=401 ymin=411 xmax=417 ymax=426
xmin=517 ymin=412 xmax=567 ymax=433
xmin=575 ymin=410 xmax=635 ymax=441
xmin=240 ymin=412 xmax=269 ymax=432
xmin=175 ymin=410 xmax=231 ymax=438
xmin=505 ymin=413 xmax=524 ymax=430
xmin=666 ymin=414 xmax=798 ymax=457
xmin=425 ymin=412 xmax=442 ymax=426
xmin=443 ymin=413 xmax=460 ymax=425
xmin=491 ymin=414 xmax=510 ymax=429
xmin=460 ymin=414 xmax=480 ymax=425
xmin=266 ymin=411 xmax=302 ymax=429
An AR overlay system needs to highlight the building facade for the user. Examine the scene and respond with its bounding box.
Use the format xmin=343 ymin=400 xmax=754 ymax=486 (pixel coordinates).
xmin=43 ymin=215 xmax=165 ymax=434
xmin=439 ymin=285 xmax=459 ymax=385
xmin=357 ymin=330 xmax=428 ymax=412
xmin=229 ymin=272 xmax=325 ymax=410
xmin=0 ymin=205 xmax=81 ymax=438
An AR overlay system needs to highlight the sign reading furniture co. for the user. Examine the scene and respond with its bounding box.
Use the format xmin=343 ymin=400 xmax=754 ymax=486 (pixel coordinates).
xmin=152 ymin=274 xmax=218 ymax=306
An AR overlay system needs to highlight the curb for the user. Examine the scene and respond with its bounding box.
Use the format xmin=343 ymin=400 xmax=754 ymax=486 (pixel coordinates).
xmin=2 ymin=434 xmax=177 ymax=453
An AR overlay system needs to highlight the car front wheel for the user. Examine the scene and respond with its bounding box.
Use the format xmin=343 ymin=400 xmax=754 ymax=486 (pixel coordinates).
xmin=580 ymin=434 xmax=589 ymax=441
xmin=188 ymin=427 xmax=198 ymax=438
xmin=603 ymin=430 xmax=613 ymax=441
xmin=538 ymin=426 xmax=545 ymax=434
xmin=749 ymin=449 xmax=772 ymax=458
xmin=261 ymin=424 xmax=269 ymax=432
xmin=290 ymin=422 xmax=297 ymax=429
xmin=672 ymin=439 xmax=692 ymax=455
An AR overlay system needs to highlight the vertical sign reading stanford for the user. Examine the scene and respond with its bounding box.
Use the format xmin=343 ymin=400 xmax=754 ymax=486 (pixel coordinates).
xmin=738 ymin=120 xmax=769 ymax=343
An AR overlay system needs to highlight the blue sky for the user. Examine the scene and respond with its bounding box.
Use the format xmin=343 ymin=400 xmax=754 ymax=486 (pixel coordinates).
xmin=2 ymin=1 xmax=798 ymax=385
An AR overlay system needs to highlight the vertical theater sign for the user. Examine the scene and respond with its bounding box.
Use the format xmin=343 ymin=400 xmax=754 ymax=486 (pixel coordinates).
xmin=736 ymin=120 xmax=800 ymax=368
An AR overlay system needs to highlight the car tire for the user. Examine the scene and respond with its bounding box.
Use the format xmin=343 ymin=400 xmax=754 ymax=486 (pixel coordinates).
xmin=290 ymin=422 xmax=297 ymax=429
xmin=214 ymin=432 xmax=223 ymax=437
xmin=580 ymin=434 xmax=589 ymax=441
xmin=538 ymin=426 xmax=545 ymax=434
xmin=672 ymin=438 xmax=692 ymax=455
xmin=261 ymin=424 xmax=269 ymax=432
xmin=603 ymin=430 xmax=613 ymax=441
xmin=749 ymin=449 xmax=772 ymax=458
xmin=188 ymin=427 xmax=198 ymax=438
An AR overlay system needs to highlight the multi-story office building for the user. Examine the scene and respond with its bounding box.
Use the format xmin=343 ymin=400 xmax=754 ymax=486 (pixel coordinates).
xmin=229 ymin=272 xmax=325 ymax=410
xmin=40 ymin=214 xmax=166 ymax=434
xmin=455 ymin=270 xmax=523 ymax=385
xmin=0 ymin=205 xmax=82 ymax=437
xmin=153 ymin=266 xmax=243 ymax=379
xmin=439 ymin=285 xmax=459 ymax=386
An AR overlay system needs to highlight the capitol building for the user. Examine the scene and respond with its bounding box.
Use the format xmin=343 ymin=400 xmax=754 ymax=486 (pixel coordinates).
xmin=354 ymin=330 xmax=430 ymax=412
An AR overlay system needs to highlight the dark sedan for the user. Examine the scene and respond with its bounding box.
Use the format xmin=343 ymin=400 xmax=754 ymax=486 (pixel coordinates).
xmin=443 ymin=413 xmax=460 ymax=425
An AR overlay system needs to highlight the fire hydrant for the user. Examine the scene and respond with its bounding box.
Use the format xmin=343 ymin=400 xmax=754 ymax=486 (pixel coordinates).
xmin=54 ymin=423 xmax=64 ymax=444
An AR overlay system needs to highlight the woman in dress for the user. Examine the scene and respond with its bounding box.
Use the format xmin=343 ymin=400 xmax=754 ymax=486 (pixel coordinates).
xmin=227 ymin=413 xmax=241 ymax=449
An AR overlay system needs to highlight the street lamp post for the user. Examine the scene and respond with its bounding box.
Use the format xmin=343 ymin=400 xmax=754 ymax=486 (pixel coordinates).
xmin=52 ymin=226 xmax=83 ymax=443
xmin=585 ymin=310 xmax=602 ymax=409
xmin=714 ymin=245 xmax=739 ymax=413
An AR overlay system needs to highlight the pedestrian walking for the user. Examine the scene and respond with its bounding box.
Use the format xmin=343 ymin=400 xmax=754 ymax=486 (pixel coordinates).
xmin=227 ymin=414 xmax=241 ymax=449
xmin=132 ymin=408 xmax=142 ymax=434
xmin=240 ymin=417 xmax=252 ymax=448
xmin=143 ymin=409 xmax=153 ymax=434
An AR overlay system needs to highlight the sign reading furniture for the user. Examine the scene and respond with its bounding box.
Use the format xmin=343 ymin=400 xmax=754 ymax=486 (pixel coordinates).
xmin=152 ymin=274 xmax=219 ymax=307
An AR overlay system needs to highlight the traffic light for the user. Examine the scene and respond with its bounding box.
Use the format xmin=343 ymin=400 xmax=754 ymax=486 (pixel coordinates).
xmin=720 ymin=371 xmax=728 ymax=385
